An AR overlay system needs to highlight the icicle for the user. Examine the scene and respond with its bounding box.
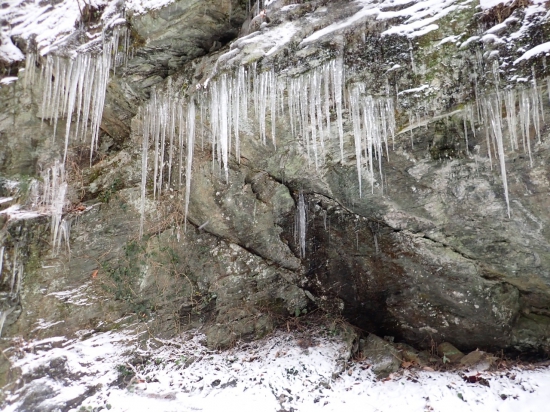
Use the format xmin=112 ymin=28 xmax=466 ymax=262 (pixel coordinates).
xmin=0 ymin=246 xmax=4 ymax=281
xmin=519 ymin=89 xmax=533 ymax=166
xmin=0 ymin=306 xmax=15 ymax=338
xmin=23 ymin=53 xmax=36 ymax=90
xmin=488 ymin=99 xmax=511 ymax=218
xmin=349 ymin=87 xmax=363 ymax=197
xmin=531 ymin=68 xmax=542 ymax=144
xmin=334 ymin=58 xmax=345 ymax=162
xmin=177 ymin=104 xmax=185 ymax=189
xmin=463 ymin=115 xmax=470 ymax=155
xmin=52 ymin=219 xmax=71 ymax=255
xmin=152 ymin=92 xmax=160 ymax=199
xmin=167 ymin=96 xmax=176 ymax=188
xmin=25 ymin=30 xmax=123 ymax=165
xmin=504 ymin=90 xmax=518 ymax=151
xmin=9 ymin=248 xmax=18 ymax=296
xmin=219 ymin=75 xmax=229 ymax=181
xmin=140 ymin=106 xmax=149 ymax=239
xmin=269 ymin=69 xmax=277 ymax=148
xmin=409 ymin=39 xmax=416 ymax=75
xmin=184 ymin=99 xmax=196 ymax=232
xmin=295 ymin=191 xmax=307 ymax=258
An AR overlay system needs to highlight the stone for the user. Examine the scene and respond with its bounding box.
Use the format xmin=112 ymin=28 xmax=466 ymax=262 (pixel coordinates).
xmin=396 ymin=343 xmax=431 ymax=366
xmin=360 ymin=334 xmax=402 ymax=378
xmin=437 ymin=342 xmax=465 ymax=364
xmin=460 ymin=350 xmax=497 ymax=372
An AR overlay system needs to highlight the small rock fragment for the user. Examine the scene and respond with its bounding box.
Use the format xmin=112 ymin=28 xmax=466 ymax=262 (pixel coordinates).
xmin=460 ymin=350 xmax=496 ymax=371
xmin=437 ymin=342 xmax=464 ymax=363
xmin=360 ymin=334 xmax=402 ymax=378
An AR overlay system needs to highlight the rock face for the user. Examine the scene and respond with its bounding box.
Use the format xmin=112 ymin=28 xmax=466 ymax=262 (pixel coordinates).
xmin=1 ymin=0 xmax=550 ymax=384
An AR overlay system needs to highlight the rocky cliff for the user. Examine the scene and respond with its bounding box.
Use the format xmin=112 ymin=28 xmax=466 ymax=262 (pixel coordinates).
xmin=1 ymin=1 xmax=550 ymax=393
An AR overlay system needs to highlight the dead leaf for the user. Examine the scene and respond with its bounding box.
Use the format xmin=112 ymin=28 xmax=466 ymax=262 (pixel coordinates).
xmin=402 ymin=361 xmax=413 ymax=369
xmin=91 ymin=270 xmax=98 ymax=279
xmin=423 ymin=366 xmax=435 ymax=372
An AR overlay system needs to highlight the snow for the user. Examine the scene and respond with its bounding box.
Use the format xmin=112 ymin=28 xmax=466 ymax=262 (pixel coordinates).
xmin=301 ymin=1 xmax=379 ymax=44
xmin=438 ymin=34 xmax=464 ymax=46
xmin=125 ymin=0 xmax=176 ymax=15
xmin=480 ymin=0 xmax=510 ymax=9
xmin=0 ymin=0 xmax=85 ymax=59
xmin=2 ymin=327 xmax=550 ymax=412
xmin=301 ymin=0 xmax=460 ymax=43
xmin=0 ymin=0 xmax=172 ymax=63
xmin=48 ymin=282 xmax=98 ymax=306
xmin=0 ymin=204 xmax=44 ymax=221
xmin=514 ymin=42 xmax=550 ymax=64
xmin=398 ymin=84 xmax=431 ymax=96
xmin=0 ymin=77 xmax=18 ymax=86
xmin=228 ymin=20 xmax=301 ymax=59
xmin=0 ymin=33 xmax=24 ymax=64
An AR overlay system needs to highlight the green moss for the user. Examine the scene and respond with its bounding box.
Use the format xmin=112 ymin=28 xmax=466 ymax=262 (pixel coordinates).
xmin=100 ymin=240 xmax=151 ymax=319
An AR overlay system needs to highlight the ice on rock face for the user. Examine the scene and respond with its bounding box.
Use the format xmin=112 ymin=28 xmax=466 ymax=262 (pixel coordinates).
xmin=137 ymin=58 xmax=356 ymax=237
xmin=0 ymin=247 xmax=4 ymax=281
xmin=133 ymin=46 xmax=548 ymax=240
xmin=26 ymin=28 xmax=128 ymax=164
xmin=139 ymin=89 xmax=197 ymax=236
xmin=295 ymin=191 xmax=307 ymax=259
xmin=39 ymin=161 xmax=69 ymax=253
xmin=349 ymin=85 xmax=395 ymax=196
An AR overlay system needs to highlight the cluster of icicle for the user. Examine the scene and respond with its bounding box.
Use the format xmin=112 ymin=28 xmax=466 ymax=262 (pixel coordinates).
xmin=464 ymin=66 xmax=547 ymax=218
xmin=27 ymin=160 xmax=71 ymax=255
xmin=348 ymin=85 xmax=396 ymax=196
xmin=0 ymin=246 xmax=22 ymax=336
xmin=139 ymin=58 xmax=398 ymax=237
xmin=21 ymin=28 xmax=128 ymax=252
xmin=139 ymin=88 xmax=195 ymax=237
xmin=24 ymin=27 xmax=128 ymax=164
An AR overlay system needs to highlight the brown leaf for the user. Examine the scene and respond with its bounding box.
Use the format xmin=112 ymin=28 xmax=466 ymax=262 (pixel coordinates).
xmin=401 ymin=361 xmax=413 ymax=369
xmin=91 ymin=270 xmax=98 ymax=279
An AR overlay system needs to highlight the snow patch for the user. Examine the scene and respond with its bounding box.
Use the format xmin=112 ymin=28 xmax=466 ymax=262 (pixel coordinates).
xmin=3 ymin=329 xmax=550 ymax=412
xmin=514 ymin=41 xmax=550 ymax=64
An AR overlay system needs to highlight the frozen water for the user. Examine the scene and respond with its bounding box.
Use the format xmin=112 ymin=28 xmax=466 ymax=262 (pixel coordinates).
xmin=295 ymin=191 xmax=307 ymax=258
xmin=25 ymin=28 xmax=128 ymax=164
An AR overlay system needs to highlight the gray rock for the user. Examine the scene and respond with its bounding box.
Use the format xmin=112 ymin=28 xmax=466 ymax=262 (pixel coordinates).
xmin=360 ymin=334 xmax=402 ymax=378
xmin=438 ymin=342 xmax=465 ymax=364
xmin=460 ymin=350 xmax=497 ymax=372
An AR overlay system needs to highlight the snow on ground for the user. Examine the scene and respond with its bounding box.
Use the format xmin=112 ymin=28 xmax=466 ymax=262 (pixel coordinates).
xmin=2 ymin=326 xmax=550 ymax=412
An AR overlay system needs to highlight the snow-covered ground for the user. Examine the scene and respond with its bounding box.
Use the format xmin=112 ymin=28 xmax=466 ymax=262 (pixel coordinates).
xmin=2 ymin=326 xmax=549 ymax=412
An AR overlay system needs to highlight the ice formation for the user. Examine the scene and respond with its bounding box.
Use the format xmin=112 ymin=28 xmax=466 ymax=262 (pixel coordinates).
xmin=8 ymin=0 xmax=548 ymax=246
xmin=295 ymin=191 xmax=307 ymax=258
xmin=0 ymin=246 xmax=4 ymax=282
xmin=348 ymin=85 xmax=395 ymax=196
xmin=137 ymin=51 xmax=550 ymax=234
xmin=24 ymin=161 xmax=70 ymax=255
xmin=463 ymin=71 xmax=547 ymax=217
xmin=138 ymin=58 xmax=350 ymax=235
xmin=24 ymin=27 xmax=128 ymax=164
